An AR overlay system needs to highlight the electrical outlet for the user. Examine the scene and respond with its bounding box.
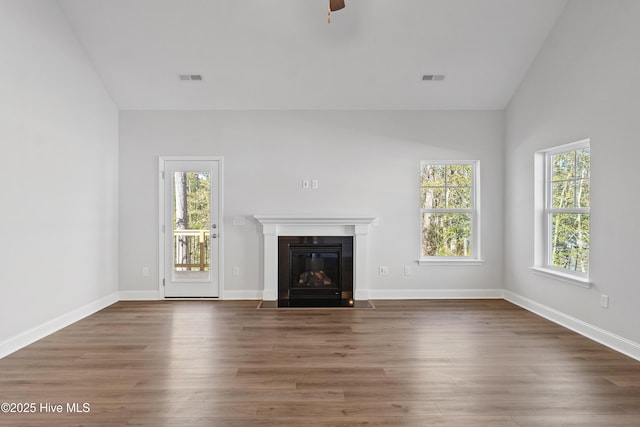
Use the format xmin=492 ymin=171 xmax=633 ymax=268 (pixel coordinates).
xmin=311 ymin=179 xmax=319 ymax=189
xmin=600 ymin=294 xmax=609 ymax=309
xmin=232 ymin=267 xmax=240 ymax=276
xmin=378 ymin=266 xmax=389 ymax=275
xmin=403 ymin=265 xmax=411 ymax=276
xmin=142 ymin=267 xmax=149 ymax=277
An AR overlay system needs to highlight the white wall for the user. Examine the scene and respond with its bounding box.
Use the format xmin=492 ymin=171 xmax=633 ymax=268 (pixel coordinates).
xmin=0 ymin=1 xmax=119 ymax=354
xmin=505 ymin=1 xmax=640 ymax=345
xmin=119 ymin=110 xmax=504 ymax=298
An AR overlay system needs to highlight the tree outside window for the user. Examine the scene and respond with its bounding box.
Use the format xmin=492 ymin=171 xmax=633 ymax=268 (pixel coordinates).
xmin=420 ymin=162 xmax=478 ymax=260
xmin=547 ymin=147 xmax=590 ymax=274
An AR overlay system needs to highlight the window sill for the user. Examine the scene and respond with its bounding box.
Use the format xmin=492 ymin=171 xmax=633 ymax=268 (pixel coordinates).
xmin=529 ymin=267 xmax=591 ymax=288
xmin=418 ymin=259 xmax=484 ymax=266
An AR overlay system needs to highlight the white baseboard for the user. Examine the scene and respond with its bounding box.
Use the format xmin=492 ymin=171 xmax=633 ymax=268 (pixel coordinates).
xmin=367 ymin=288 xmax=505 ymax=300
xmin=119 ymin=289 xmax=261 ymax=301
xmin=504 ymin=290 xmax=640 ymax=362
xmin=223 ymin=290 xmax=262 ymax=300
xmin=119 ymin=290 xmax=161 ymax=301
xmin=0 ymin=292 xmax=119 ymax=359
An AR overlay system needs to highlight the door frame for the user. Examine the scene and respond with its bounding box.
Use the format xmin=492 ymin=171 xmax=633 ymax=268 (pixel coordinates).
xmin=158 ymin=156 xmax=224 ymax=299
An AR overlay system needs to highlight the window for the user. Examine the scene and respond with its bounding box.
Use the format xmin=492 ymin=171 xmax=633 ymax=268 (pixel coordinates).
xmin=544 ymin=142 xmax=590 ymax=276
xmin=419 ymin=161 xmax=480 ymax=264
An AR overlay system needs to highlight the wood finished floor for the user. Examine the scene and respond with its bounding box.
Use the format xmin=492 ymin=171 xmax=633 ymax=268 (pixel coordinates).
xmin=1 ymin=299 xmax=640 ymax=426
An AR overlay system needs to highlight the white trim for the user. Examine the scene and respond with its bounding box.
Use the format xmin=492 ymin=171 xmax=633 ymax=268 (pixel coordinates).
xmin=158 ymin=156 xmax=224 ymax=299
xmin=543 ymin=138 xmax=590 ymax=155
xmin=419 ymin=160 xmax=481 ymax=262
xmin=254 ymin=215 xmax=376 ymax=302
xmin=0 ymin=292 xmax=119 ymax=359
xmin=418 ymin=259 xmax=484 ymax=266
xmin=529 ymin=266 xmax=592 ymax=288
xmin=504 ymin=290 xmax=640 ymax=362
xmin=158 ymin=158 xmax=163 ymax=297
xmin=223 ymin=290 xmax=262 ymax=300
xmin=218 ymin=159 xmax=225 ymax=299
xmin=537 ymin=139 xmax=590 ymax=277
xmin=253 ymin=215 xmax=377 ymax=226
xmin=119 ymin=290 xmax=162 ymax=300
xmin=368 ymin=288 xmax=504 ymax=300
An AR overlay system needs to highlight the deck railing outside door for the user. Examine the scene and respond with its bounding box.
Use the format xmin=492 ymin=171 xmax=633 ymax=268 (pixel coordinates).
xmin=174 ymin=230 xmax=210 ymax=271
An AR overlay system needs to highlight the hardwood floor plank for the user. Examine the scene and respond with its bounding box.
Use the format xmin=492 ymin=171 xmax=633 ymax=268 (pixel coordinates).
xmin=124 ymin=415 xmax=521 ymax=427
xmin=512 ymin=414 xmax=640 ymax=426
xmin=1 ymin=299 xmax=640 ymax=426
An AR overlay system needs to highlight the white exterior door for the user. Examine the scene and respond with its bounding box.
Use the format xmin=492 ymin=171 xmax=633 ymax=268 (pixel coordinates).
xmin=160 ymin=158 xmax=222 ymax=298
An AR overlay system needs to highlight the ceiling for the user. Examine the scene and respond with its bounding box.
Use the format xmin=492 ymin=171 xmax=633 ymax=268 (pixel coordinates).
xmin=58 ymin=0 xmax=567 ymax=110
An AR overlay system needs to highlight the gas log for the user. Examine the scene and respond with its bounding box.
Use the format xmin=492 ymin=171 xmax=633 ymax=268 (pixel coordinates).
xmin=298 ymin=270 xmax=334 ymax=286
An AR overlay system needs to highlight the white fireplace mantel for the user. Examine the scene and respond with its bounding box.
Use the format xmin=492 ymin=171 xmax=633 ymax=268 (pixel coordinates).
xmin=254 ymin=215 xmax=376 ymax=301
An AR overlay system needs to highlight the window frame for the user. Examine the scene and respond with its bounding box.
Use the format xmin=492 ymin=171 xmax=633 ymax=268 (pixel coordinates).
xmin=532 ymin=139 xmax=591 ymax=286
xmin=418 ymin=160 xmax=482 ymax=266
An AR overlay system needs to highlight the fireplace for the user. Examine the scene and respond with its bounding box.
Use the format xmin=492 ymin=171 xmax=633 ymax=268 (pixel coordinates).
xmin=278 ymin=236 xmax=353 ymax=307
xmin=253 ymin=215 xmax=376 ymax=305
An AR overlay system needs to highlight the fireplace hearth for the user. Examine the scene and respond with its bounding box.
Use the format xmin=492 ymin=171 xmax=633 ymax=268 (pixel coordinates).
xmin=278 ymin=236 xmax=353 ymax=307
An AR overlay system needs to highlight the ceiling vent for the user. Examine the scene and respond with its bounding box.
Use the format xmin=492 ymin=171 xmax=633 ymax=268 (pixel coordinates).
xmin=179 ymin=74 xmax=203 ymax=81
xmin=422 ymin=74 xmax=446 ymax=81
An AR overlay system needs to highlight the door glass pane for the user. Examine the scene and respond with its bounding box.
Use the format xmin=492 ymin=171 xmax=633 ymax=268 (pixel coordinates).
xmin=173 ymin=171 xmax=211 ymax=281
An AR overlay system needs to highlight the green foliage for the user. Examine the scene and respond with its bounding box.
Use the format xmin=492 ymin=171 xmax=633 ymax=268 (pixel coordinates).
xmin=172 ymin=172 xmax=211 ymax=230
xmin=550 ymin=148 xmax=590 ymax=273
xmin=420 ymin=164 xmax=473 ymax=257
xmin=173 ymin=172 xmax=211 ymax=271
xmin=185 ymin=172 xmax=210 ymax=230
xmin=551 ymin=148 xmax=590 ymax=209
xmin=551 ymin=213 xmax=589 ymax=272
xmin=422 ymin=213 xmax=471 ymax=256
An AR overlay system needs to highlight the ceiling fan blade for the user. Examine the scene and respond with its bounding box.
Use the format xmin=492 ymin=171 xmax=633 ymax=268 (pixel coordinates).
xmin=329 ymin=0 xmax=345 ymax=12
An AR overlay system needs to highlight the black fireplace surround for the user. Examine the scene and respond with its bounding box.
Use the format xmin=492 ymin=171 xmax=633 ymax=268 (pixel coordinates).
xmin=278 ymin=236 xmax=353 ymax=307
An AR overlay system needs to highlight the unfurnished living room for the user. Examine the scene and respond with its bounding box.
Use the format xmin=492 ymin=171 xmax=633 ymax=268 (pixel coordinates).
xmin=1 ymin=0 xmax=640 ymax=426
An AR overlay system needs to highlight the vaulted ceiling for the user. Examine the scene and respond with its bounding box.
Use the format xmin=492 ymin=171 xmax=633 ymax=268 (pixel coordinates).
xmin=58 ymin=0 xmax=567 ymax=110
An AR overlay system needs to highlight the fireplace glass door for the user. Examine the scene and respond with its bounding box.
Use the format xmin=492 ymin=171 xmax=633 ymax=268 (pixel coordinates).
xmin=289 ymin=245 xmax=342 ymax=299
